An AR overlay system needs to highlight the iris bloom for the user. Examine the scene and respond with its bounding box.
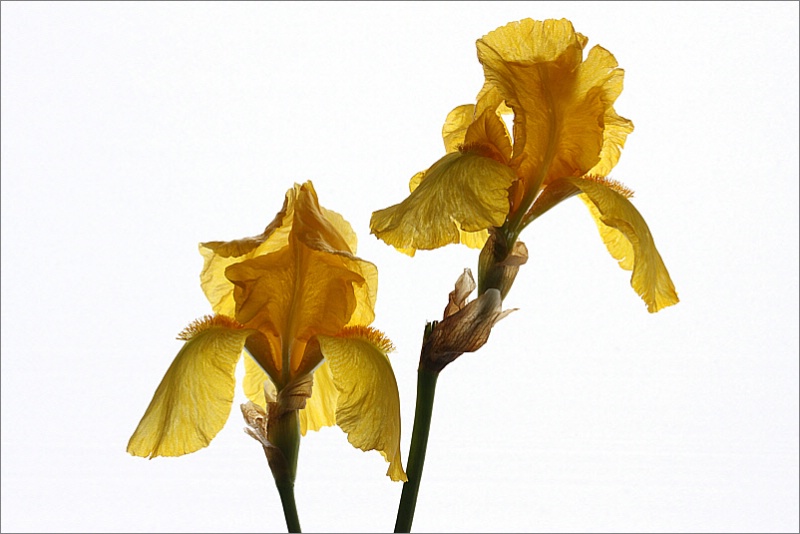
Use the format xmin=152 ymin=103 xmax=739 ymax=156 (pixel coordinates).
xmin=128 ymin=181 xmax=406 ymax=482
xmin=370 ymin=18 xmax=678 ymax=312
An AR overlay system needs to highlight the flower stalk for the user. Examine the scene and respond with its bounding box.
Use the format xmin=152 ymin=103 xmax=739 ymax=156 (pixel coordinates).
xmin=270 ymin=409 xmax=302 ymax=533
xmin=395 ymin=323 xmax=440 ymax=533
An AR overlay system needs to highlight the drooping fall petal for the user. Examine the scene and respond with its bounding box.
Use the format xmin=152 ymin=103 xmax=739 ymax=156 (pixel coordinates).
xmin=370 ymin=151 xmax=516 ymax=254
xmin=565 ymin=176 xmax=679 ymax=312
xmin=318 ymin=327 xmax=407 ymax=482
xmin=127 ymin=316 xmax=256 ymax=458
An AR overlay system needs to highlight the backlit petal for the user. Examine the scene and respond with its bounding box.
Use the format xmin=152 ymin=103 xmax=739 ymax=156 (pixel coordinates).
xmin=242 ymin=354 xmax=274 ymax=407
xmin=370 ymin=151 xmax=516 ymax=254
xmin=565 ymin=177 xmax=679 ymax=312
xmin=226 ymin=243 xmax=363 ymax=373
xmin=319 ymin=327 xmax=406 ymax=481
xmin=127 ymin=316 xmax=255 ymax=458
xmin=442 ymin=104 xmax=475 ymax=153
xmin=476 ymin=19 xmax=628 ymax=200
xmin=199 ymin=187 xmax=297 ymax=316
xmin=298 ymin=360 xmax=339 ymax=435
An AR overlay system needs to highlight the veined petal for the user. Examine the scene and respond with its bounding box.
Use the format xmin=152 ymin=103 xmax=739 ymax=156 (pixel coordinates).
xmin=292 ymin=182 xmax=378 ymax=327
xmin=319 ymin=327 xmax=406 ymax=481
xmin=198 ymin=181 xmax=358 ymax=318
xmin=298 ymin=360 xmax=339 ymax=434
xmin=199 ymin=186 xmax=297 ymax=316
xmin=370 ymin=151 xmax=516 ymax=254
xmin=442 ymin=104 xmax=475 ymax=153
xmin=242 ymin=354 xmax=275 ymax=407
xmin=565 ymin=177 xmax=679 ymax=313
xmin=127 ymin=316 xmax=256 ymax=458
xmin=464 ymin=108 xmax=513 ymax=164
xmin=225 ymin=240 xmax=365 ymax=375
xmin=476 ymin=19 xmax=628 ymax=202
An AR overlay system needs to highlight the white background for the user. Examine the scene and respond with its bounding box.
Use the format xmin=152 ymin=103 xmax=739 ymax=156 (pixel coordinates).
xmin=2 ymin=2 xmax=798 ymax=533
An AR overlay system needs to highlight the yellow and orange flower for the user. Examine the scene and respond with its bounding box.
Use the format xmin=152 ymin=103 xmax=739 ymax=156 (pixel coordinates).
xmin=128 ymin=182 xmax=406 ymax=482
xmin=371 ymin=19 xmax=678 ymax=313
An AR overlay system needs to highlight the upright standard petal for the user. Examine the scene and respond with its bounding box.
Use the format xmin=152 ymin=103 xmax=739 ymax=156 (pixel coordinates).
xmin=128 ymin=316 xmax=256 ymax=458
xmin=564 ymin=177 xmax=679 ymax=312
xmin=318 ymin=327 xmax=407 ymax=481
xmin=370 ymin=151 xmax=516 ymax=254
xmin=225 ymin=242 xmax=363 ymax=375
xmin=476 ymin=19 xmax=630 ymax=210
xmin=198 ymin=185 xmax=298 ymax=316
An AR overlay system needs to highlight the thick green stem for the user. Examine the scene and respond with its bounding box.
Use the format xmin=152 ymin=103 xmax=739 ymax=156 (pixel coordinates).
xmin=269 ymin=409 xmax=302 ymax=533
xmin=395 ymin=365 xmax=440 ymax=533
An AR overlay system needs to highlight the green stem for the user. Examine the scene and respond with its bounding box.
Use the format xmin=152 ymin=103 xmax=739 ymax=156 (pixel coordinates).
xmin=275 ymin=480 xmax=301 ymax=533
xmin=395 ymin=366 xmax=440 ymax=533
xmin=270 ymin=409 xmax=302 ymax=533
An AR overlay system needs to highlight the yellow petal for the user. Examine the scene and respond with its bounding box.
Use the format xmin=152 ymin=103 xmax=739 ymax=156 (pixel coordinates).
xmin=463 ymin=108 xmax=513 ymax=164
xmin=318 ymin=327 xmax=406 ymax=482
xmin=225 ymin=240 xmax=365 ymax=375
xmin=242 ymin=353 xmax=274 ymax=408
xmin=565 ymin=177 xmax=679 ymax=312
xmin=291 ymin=182 xmax=378 ymax=327
xmin=442 ymin=104 xmax=475 ymax=153
xmin=298 ymin=360 xmax=339 ymax=435
xmin=199 ymin=181 xmax=358 ymax=318
xmin=199 ymin=186 xmax=298 ymax=316
xmin=476 ymin=19 xmax=629 ymax=200
xmin=127 ymin=316 xmax=255 ymax=458
xmin=370 ymin=151 xmax=516 ymax=254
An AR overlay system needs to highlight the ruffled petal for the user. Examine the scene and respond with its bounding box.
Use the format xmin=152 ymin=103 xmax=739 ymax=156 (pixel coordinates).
xmin=318 ymin=327 xmax=406 ymax=481
xmin=199 ymin=182 xmax=359 ymax=318
xmin=565 ymin=177 xmax=679 ymax=312
xmin=127 ymin=316 xmax=255 ymax=458
xmin=476 ymin=19 xmax=628 ymax=202
xmin=199 ymin=187 xmax=297 ymax=316
xmin=226 ymin=243 xmax=364 ymax=372
xmin=370 ymin=151 xmax=516 ymax=254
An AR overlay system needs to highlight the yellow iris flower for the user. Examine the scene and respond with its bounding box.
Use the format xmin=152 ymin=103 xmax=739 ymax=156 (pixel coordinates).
xmin=128 ymin=182 xmax=406 ymax=482
xmin=370 ymin=19 xmax=678 ymax=313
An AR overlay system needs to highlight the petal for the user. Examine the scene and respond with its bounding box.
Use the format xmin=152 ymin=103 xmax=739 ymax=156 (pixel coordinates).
xmin=242 ymin=353 xmax=275 ymax=408
xmin=318 ymin=327 xmax=406 ymax=482
xmin=298 ymin=360 xmax=339 ymax=435
xmin=565 ymin=177 xmax=679 ymax=312
xmin=127 ymin=316 xmax=256 ymax=458
xmin=442 ymin=104 xmax=475 ymax=153
xmin=198 ymin=181 xmax=359 ymax=317
xmin=199 ymin=185 xmax=298 ymax=316
xmin=291 ymin=183 xmax=378 ymax=327
xmin=370 ymin=151 xmax=516 ymax=254
xmin=225 ymin=239 xmax=367 ymax=375
xmin=463 ymin=108 xmax=513 ymax=164
xmin=476 ymin=19 xmax=629 ymax=202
